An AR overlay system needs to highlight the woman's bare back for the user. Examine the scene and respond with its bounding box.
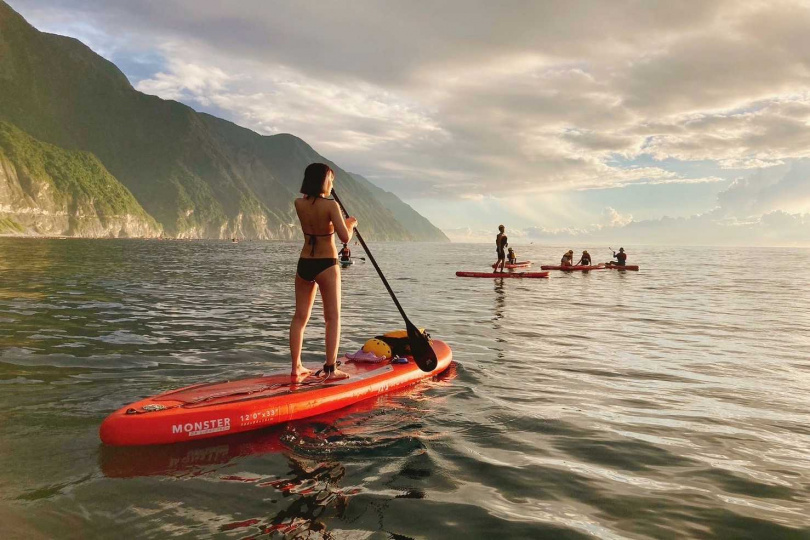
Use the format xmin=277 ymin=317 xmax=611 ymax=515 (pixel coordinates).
xmin=295 ymin=196 xmax=340 ymax=258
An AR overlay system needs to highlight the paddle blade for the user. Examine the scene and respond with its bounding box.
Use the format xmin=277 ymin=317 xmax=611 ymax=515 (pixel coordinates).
xmin=407 ymin=322 xmax=438 ymax=372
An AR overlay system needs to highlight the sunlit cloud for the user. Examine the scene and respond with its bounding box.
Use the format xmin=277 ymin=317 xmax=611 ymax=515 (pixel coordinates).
xmin=11 ymin=0 xmax=810 ymax=243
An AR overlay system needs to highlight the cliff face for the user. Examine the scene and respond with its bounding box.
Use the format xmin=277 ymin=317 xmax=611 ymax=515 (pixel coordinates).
xmin=0 ymin=122 xmax=161 ymax=237
xmin=0 ymin=1 xmax=449 ymax=241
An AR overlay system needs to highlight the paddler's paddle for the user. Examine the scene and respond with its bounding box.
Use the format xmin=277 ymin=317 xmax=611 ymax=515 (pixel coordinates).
xmin=331 ymin=189 xmax=438 ymax=372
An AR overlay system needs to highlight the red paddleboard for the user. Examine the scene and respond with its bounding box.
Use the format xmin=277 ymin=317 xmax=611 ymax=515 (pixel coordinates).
xmin=100 ymin=363 xmax=459 ymax=478
xmin=100 ymin=339 xmax=452 ymax=446
xmin=456 ymin=271 xmax=549 ymax=278
xmin=491 ymin=261 xmax=532 ymax=269
xmin=605 ymin=264 xmax=639 ymax=271
xmin=540 ymin=264 xmax=606 ymax=271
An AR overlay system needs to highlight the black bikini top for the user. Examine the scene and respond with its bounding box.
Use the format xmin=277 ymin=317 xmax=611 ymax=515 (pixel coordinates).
xmin=303 ymin=231 xmax=334 ymax=256
xmin=302 ymin=196 xmax=334 ymax=255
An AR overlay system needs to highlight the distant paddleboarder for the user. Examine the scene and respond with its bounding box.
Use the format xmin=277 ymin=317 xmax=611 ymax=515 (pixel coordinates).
xmin=291 ymin=163 xmax=357 ymax=381
xmin=611 ymin=247 xmax=627 ymax=266
xmin=560 ymin=250 xmax=574 ymax=267
xmin=507 ymin=247 xmax=517 ymax=265
xmin=339 ymin=243 xmax=351 ymax=263
xmin=494 ymin=225 xmax=508 ymax=272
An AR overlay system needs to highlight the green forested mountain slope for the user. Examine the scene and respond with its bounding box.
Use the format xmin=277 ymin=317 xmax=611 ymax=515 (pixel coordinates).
xmin=0 ymin=121 xmax=161 ymax=236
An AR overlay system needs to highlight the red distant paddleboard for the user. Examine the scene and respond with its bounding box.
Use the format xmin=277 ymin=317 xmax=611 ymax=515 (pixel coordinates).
xmin=100 ymin=339 xmax=452 ymax=446
xmin=540 ymin=264 xmax=606 ymax=271
xmin=604 ymin=264 xmax=639 ymax=271
xmin=456 ymin=271 xmax=549 ymax=278
xmin=491 ymin=261 xmax=532 ymax=269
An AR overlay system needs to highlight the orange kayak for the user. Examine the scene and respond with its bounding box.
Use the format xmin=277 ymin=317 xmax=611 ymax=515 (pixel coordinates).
xmin=100 ymin=339 xmax=452 ymax=446
xmin=456 ymin=271 xmax=549 ymax=278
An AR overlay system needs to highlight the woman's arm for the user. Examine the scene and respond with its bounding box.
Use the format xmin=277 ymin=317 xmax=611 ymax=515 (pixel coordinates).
xmin=330 ymin=201 xmax=356 ymax=244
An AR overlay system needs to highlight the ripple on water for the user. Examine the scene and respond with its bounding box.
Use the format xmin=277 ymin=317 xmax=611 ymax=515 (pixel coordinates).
xmin=1 ymin=240 xmax=810 ymax=538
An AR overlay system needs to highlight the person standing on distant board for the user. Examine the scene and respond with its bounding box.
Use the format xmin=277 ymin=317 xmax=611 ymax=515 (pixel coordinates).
xmin=290 ymin=163 xmax=357 ymax=381
xmin=494 ymin=225 xmax=508 ymax=272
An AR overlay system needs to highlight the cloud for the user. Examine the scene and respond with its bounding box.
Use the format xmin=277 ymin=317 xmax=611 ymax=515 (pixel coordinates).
xmin=521 ymin=209 xmax=810 ymax=247
xmin=11 ymin=0 xmax=810 ymax=246
xmin=637 ymin=97 xmax=810 ymax=166
xmin=135 ymin=55 xmax=232 ymax=103
xmin=601 ymin=207 xmax=632 ymax=227
xmin=457 ymin=162 xmax=810 ymax=246
xmin=128 ymin=48 xmax=449 ymax=170
xmin=717 ymin=160 xmax=810 ymax=217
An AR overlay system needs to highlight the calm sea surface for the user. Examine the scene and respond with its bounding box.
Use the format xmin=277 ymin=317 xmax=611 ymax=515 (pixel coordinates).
xmin=1 ymin=238 xmax=809 ymax=539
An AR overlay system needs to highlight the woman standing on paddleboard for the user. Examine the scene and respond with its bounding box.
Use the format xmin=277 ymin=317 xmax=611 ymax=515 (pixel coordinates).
xmin=290 ymin=163 xmax=357 ymax=380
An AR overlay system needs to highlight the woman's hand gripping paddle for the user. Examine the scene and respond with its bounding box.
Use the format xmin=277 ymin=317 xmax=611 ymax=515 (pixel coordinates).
xmin=331 ymin=189 xmax=438 ymax=372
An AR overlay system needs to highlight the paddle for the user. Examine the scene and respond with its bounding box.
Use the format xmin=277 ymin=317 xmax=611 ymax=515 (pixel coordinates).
xmin=331 ymin=189 xmax=438 ymax=372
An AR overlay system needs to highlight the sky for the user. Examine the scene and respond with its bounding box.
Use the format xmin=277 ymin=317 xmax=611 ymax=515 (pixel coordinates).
xmin=11 ymin=0 xmax=810 ymax=245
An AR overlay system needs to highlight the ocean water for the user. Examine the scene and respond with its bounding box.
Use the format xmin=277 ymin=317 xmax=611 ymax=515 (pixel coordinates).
xmin=0 ymin=238 xmax=809 ymax=539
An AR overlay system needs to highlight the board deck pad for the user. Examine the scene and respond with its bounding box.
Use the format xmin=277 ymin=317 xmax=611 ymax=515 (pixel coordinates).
xmin=155 ymin=363 xmax=395 ymax=407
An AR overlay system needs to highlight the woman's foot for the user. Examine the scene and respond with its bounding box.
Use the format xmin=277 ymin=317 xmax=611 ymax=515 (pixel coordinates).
xmin=324 ymin=367 xmax=350 ymax=380
xmin=320 ymin=363 xmax=350 ymax=380
xmin=291 ymin=364 xmax=312 ymax=381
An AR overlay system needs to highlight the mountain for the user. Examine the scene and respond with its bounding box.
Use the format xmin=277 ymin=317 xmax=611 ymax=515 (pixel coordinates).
xmin=0 ymin=1 xmax=448 ymax=241
xmin=0 ymin=121 xmax=160 ymax=237
xmin=349 ymin=172 xmax=449 ymax=242
xmin=196 ymin=114 xmax=415 ymax=240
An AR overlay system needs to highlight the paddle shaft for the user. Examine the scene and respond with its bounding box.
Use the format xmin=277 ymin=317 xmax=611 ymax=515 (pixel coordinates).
xmin=331 ymin=190 xmax=413 ymax=326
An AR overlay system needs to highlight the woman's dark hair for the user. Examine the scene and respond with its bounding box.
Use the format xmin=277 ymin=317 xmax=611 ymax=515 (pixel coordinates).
xmin=300 ymin=163 xmax=334 ymax=197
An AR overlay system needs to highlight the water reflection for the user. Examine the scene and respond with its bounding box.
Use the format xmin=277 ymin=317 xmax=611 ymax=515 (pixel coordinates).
xmin=493 ymin=279 xmax=505 ymax=324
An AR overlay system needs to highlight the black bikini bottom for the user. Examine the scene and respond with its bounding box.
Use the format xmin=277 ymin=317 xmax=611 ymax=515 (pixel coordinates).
xmin=297 ymin=258 xmax=338 ymax=282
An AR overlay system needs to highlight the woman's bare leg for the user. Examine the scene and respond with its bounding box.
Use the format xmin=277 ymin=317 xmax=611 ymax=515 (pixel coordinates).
xmin=315 ymin=265 xmax=349 ymax=380
xmin=290 ymin=275 xmax=317 ymax=379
